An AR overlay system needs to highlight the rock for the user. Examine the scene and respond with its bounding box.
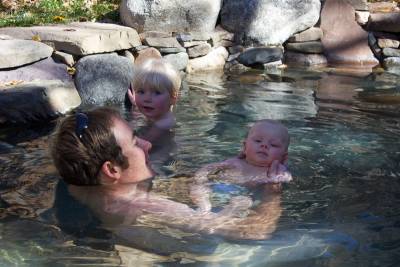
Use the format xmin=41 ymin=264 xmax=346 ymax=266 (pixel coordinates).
xmin=139 ymin=31 xmax=171 ymax=42
xmin=237 ymin=47 xmax=283 ymax=66
xmin=0 ymin=34 xmax=13 ymax=40
xmin=367 ymin=13 xmax=400 ymax=33
xmin=346 ymin=0 xmax=368 ymax=11
xmin=190 ymin=32 xmax=211 ymax=41
xmin=0 ymin=22 xmax=141 ymax=56
xmin=53 ymin=51 xmax=75 ymax=67
xmin=163 ymin=52 xmax=189 ymax=71
xmin=0 ymin=80 xmax=80 ymax=124
xmin=0 ymin=40 xmax=53 ymax=69
xmin=321 ymin=0 xmax=379 ymax=66
xmin=144 ymin=37 xmax=182 ymax=48
xmin=228 ymin=45 xmax=245 ymax=54
xmin=135 ymin=47 xmax=162 ymax=66
xmin=187 ymin=43 xmax=212 ymax=58
xmin=221 ymin=0 xmax=320 ymax=45
xmin=175 ymin=33 xmax=193 ymax=43
xmin=355 ymin=11 xmax=370 ymax=25
xmin=210 ymin=26 xmax=235 ymax=47
xmin=288 ymin=27 xmax=323 ymax=42
xmin=383 ymin=57 xmax=400 ymax=74
xmin=186 ymin=47 xmax=228 ymax=73
xmin=378 ymin=38 xmax=400 ymax=49
xmin=120 ymin=0 xmax=221 ymax=33
xmin=382 ymin=48 xmax=400 ymax=57
xmin=122 ymin=50 xmax=135 ymax=65
xmin=74 ymin=54 xmax=134 ymax=104
xmin=286 ymin=41 xmax=323 ymax=54
xmin=368 ymin=32 xmax=383 ymax=60
xmin=224 ymin=61 xmax=251 ymax=73
xmin=368 ymin=2 xmax=399 ymax=13
xmin=158 ymin=47 xmax=186 ymax=54
xmin=0 ymin=57 xmax=73 ymax=83
xmin=284 ymin=51 xmax=327 ymax=66
xmin=227 ymin=53 xmax=240 ymax=62
xmin=181 ymin=40 xmax=206 ymax=48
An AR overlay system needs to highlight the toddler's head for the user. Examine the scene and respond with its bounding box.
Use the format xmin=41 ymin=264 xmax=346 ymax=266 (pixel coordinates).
xmin=240 ymin=120 xmax=289 ymax=167
xmin=131 ymin=59 xmax=181 ymax=122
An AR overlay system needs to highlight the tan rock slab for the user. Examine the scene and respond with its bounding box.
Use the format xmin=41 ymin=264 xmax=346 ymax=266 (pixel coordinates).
xmin=0 ymin=22 xmax=141 ymax=56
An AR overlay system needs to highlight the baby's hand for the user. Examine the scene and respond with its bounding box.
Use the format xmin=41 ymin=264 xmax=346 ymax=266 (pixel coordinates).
xmin=266 ymin=160 xmax=293 ymax=183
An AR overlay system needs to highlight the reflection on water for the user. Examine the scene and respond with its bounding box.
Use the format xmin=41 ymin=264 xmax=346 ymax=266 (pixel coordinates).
xmin=0 ymin=67 xmax=399 ymax=266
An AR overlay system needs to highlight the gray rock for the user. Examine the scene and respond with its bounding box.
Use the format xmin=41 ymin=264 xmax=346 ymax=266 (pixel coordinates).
xmin=163 ymin=52 xmax=189 ymax=71
xmin=237 ymin=47 xmax=283 ymax=66
xmin=321 ymin=0 xmax=379 ymax=66
xmin=368 ymin=33 xmax=383 ymax=60
xmin=0 ymin=22 xmax=141 ymax=56
xmin=182 ymin=40 xmax=206 ymax=48
xmin=368 ymin=13 xmax=400 ymax=33
xmin=186 ymin=47 xmax=228 ymax=73
xmin=221 ymin=0 xmax=320 ymax=45
xmin=187 ymin=43 xmax=212 ymax=58
xmin=53 ymin=51 xmax=75 ymax=67
xmin=383 ymin=57 xmax=400 ymax=74
xmin=0 ymin=80 xmax=81 ymax=124
xmin=346 ymin=0 xmax=368 ymax=11
xmin=74 ymin=54 xmax=134 ymax=104
xmin=139 ymin=31 xmax=171 ymax=40
xmin=228 ymin=45 xmax=245 ymax=54
xmin=190 ymin=32 xmax=211 ymax=41
xmin=144 ymin=37 xmax=182 ymax=48
xmin=158 ymin=47 xmax=187 ymax=54
xmin=210 ymin=26 xmax=234 ymax=47
xmin=0 ymin=57 xmax=73 ymax=83
xmin=288 ymin=27 xmax=323 ymax=42
xmin=286 ymin=41 xmax=323 ymax=54
xmin=382 ymin=48 xmax=400 ymax=57
xmin=176 ymin=33 xmax=193 ymax=43
xmin=0 ymin=40 xmax=53 ymax=69
xmin=120 ymin=0 xmax=221 ymax=33
xmin=122 ymin=50 xmax=135 ymax=65
xmin=284 ymin=51 xmax=327 ymax=66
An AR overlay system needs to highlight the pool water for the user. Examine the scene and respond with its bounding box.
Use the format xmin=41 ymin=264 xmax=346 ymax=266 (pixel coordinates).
xmin=0 ymin=67 xmax=399 ymax=266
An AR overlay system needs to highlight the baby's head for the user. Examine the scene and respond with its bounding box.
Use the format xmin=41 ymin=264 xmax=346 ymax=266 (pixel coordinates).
xmin=240 ymin=120 xmax=290 ymax=167
xmin=131 ymin=59 xmax=181 ymax=121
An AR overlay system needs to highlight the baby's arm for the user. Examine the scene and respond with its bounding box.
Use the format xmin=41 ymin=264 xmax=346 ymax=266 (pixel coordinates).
xmin=266 ymin=160 xmax=293 ymax=183
xmin=190 ymin=160 xmax=236 ymax=212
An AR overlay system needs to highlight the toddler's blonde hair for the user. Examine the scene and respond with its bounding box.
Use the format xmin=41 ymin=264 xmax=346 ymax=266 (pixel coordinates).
xmin=132 ymin=59 xmax=181 ymax=98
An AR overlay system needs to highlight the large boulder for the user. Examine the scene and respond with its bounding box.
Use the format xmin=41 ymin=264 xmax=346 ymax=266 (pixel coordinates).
xmin=0 ymin=57 xmax=73 ymax=84
xmin=220 ymin=0 xmax=320 ymax=45
xmin=120 ymin=0 xmax=221 ymax=33
xmin=0 ymin=80 xmax=81 ymax=124
xmin=74 ymin=53 xmax=134 ymax=105
xmin=0 ymin=22 xmax=141 ymax=56
xmin=0 ymin=40 xmax=53 ymax=69
xmin=320 ymin=0 xmax=379 ymax=66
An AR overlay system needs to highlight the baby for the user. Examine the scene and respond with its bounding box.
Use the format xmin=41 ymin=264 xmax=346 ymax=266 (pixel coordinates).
xmin=191 ymin=119 xmax=292 ymax=212
xmin=128 ymin=58 xmax=181 ymax=135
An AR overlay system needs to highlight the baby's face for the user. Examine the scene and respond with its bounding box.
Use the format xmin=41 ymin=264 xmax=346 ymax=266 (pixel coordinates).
xmin=243 ymin=123 xmax=288 ymax=167
xmin=134 ymin=87 xmax=175 ymax=121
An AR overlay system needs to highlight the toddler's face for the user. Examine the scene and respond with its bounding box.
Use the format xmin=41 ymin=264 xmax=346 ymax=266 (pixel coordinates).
xmin=134 ymin=87 xmax=175 ymax=121
xmin=243 ymin=123 xmax=288 ymax=167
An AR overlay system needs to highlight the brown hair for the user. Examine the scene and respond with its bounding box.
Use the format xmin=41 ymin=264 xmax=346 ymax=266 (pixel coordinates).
xmin=50 ymin=107 xmax=129 ymax=185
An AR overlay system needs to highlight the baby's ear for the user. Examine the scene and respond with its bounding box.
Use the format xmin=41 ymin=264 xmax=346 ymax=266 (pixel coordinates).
xmin=170 ymin=91 xmax=178 ymax=105
xmin=282 ymin=152 xmax=289 ymax=166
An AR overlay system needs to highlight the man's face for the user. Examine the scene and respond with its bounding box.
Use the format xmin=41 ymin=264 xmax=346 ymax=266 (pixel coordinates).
xmin=112 ymin=118 xmax=154 ymax=183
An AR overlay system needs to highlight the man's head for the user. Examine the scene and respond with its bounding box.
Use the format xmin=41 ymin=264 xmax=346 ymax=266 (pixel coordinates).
xmin=241 ymin=120 xmax=290 ymax=167
xmin=51 ymin=107 xmax=153 ymax=186
xmin=131 ymin=59 xmax=181 ymax=121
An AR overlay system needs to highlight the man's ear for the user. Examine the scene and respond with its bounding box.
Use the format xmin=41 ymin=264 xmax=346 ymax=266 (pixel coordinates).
xmin=100 ymin=161 xmax=122 ymax=184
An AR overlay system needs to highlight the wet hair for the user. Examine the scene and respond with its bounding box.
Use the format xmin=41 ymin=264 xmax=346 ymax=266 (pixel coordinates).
xmin=131 ymin=58 xmax=181 ymax=99
xmin=239 ymin=119 xmax=290 ymax=159
xmin=50 ymin=107 xmax=129 ymax=186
